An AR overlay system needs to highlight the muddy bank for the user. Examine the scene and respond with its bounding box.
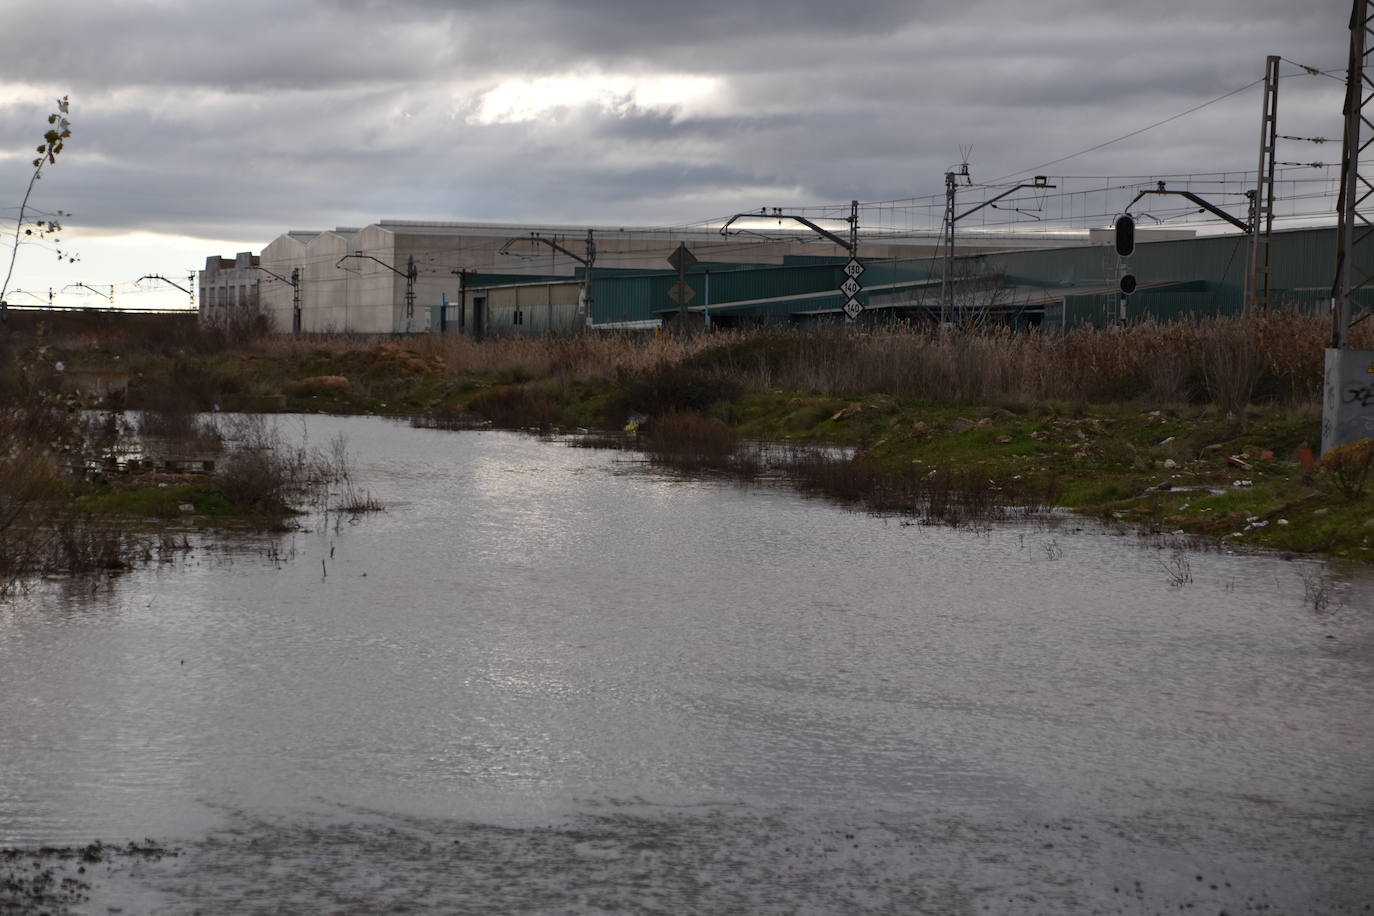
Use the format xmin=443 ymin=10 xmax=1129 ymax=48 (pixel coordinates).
xmin=1 ymin=840 xmax=178 ymax=915
xmin=5 ymin=801 xmax=1369 ymax=916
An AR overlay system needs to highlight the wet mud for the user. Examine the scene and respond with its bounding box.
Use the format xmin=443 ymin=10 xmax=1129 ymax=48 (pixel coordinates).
xmin=1 ymin=841 xmax=177 ymax=915
xmin=6 ymin=800 xmax=1371 ymax=915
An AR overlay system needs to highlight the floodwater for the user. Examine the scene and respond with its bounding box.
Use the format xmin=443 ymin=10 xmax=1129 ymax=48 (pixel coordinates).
xmin=1 ymin=415 xmax=1371 ymax=914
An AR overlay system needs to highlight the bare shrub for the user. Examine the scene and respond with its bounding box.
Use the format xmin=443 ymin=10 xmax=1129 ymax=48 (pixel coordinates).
xmin=613 ymin=363 xmax=741 ymax=421
xmin=324 ymin=433 xmax=382 ymax=516
xmin=0 ymin=450 xmax=64 ymax=591
xmin=50 ymin=512 xmax=130 ymax=573
xmin=137 ymin=408 xmax=224 ymax=457
xmin=466 ymin=385 xmax=560 ymax=429
xmin=1158 ymin=550 xmax=1193 ymax=587
xmin=774 ymin=447 xmax=1050 ymax=526
xmin=212 ymin=421 xmax=379 ymax=522
xmin=641 ymin=411 xmax=737 ymax=457
xmin=411 ymin=402 xmax=483 ymax=431
xmin=1321 ymin=438 xmax=1374 ymax=501
xmin=1298 ymin=567 xmax=1334 ymax=614
xmin=1200 ymin=319 xmax=1262 ymax=419
xmin=214 ymin=416 xmax=334 ymax=517
xmin=0 ymin=362 xmax=147 ymax=591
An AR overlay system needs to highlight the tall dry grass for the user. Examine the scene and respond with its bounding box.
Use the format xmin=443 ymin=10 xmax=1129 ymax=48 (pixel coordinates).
xmin=693 ymin=313 xmax=1347 ymax=408
xmin=410 ymin=332 xmax=719 ymax=382
xmin=98 ymin=310 xmax=1366 ymax=417
xmin=406 ymin=313 xmax=1347 ymax=410
xmin=591 ymin=313 xmax=1352 ymax=410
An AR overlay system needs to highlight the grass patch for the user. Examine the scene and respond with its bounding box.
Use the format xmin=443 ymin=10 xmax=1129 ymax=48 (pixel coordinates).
xmin=79 ymin=482 xmax=238 ymax=521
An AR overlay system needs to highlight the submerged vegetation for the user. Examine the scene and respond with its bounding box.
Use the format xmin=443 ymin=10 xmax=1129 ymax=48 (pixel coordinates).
xmin=4 ymin=309 xmax=1373 ymax=579
xmin=0 ymin=329 xmax=381 ymax=594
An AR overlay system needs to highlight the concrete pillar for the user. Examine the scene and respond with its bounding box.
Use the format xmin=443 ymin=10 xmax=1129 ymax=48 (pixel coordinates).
xmin=1322 ymin=348 xmax=1374 ymax=454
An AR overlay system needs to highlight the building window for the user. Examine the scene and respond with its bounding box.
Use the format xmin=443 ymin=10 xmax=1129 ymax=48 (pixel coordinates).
xmin=513 ymin=309 xmax=523 ymax=325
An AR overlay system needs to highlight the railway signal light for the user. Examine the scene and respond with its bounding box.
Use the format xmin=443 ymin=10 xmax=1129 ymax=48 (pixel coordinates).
xmin=1114 ymin=215 xmax=1135 ymax=258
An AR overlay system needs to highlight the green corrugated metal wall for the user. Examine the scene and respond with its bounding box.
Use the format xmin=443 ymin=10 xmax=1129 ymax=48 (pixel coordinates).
xmin=991 ymin=227 xmax=1357 ymax=324
xmin=590 ymin=263 xmax=850 ymax=324
xmin=581 ymin=226 xmax=1363 ymax=327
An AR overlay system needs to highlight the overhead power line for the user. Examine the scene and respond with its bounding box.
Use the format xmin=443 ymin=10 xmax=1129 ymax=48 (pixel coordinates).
xmin=988 ymin=77 xmax=1267 ymax=184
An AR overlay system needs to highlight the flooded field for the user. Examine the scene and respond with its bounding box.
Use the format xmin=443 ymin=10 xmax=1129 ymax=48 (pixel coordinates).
xmin=2 ymin=415 xmax=1371 ymax=914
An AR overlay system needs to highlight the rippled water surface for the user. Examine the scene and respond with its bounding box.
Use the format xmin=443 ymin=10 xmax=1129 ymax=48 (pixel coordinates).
xmin=2 ymin=415 xmax=1371 ymax=914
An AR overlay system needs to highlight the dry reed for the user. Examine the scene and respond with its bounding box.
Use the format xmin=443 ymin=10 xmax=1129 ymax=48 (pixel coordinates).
xmin=384 ymin=313 xmax=1355 ymax=412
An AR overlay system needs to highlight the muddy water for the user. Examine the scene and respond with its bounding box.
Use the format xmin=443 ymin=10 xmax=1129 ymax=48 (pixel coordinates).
xmin=1 ymin=415 xmax=1371 ymax=914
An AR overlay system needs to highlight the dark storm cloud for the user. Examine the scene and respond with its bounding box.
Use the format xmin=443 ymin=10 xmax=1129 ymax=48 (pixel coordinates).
xmin=0 ymin=0 xmax=1357 ymax=249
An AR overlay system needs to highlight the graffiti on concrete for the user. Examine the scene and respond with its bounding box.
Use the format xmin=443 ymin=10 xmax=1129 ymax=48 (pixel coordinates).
xmin=1323 ymin=351 xmax=1374 ymax=453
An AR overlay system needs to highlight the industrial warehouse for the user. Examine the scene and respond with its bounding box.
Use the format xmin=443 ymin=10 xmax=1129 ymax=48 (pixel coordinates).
xmin=198 ymin=219 xmax=1365 ymax=337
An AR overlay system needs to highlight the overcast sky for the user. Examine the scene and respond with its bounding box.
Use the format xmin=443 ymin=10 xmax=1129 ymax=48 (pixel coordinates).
xmin=0 ymin=0 xmax=1356 ymax=309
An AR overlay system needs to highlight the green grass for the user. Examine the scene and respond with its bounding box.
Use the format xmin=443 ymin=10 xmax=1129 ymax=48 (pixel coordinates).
xmin=78 ymin=482 xmax=239 ymax=522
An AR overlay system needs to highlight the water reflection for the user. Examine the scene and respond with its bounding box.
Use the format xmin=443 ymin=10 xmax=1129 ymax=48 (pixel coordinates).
xmin=1 ymin=416 xmax=1371 ymax=911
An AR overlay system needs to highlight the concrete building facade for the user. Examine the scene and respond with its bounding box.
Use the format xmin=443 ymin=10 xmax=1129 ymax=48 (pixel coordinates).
xmin=198 ymin=252 xmax=260 ymax=325
xmin=254 ymin=219 xmax=1074 ymax=335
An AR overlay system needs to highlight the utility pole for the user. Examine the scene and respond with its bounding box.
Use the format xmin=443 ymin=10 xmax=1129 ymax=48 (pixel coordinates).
xmin=942 ymin=170 xmax=1054 ymax=328
xmin=254 ymin=265 xmax=302 ymax=334
xmin=499 ymin=232 xmax=596 ymax=332
xmin=450 ymin=268 xmax=468 ymax=335
xmin=848 ymin=199 xmax=859 ymax=257
xmin=335 ymin=253 xmax=417 ymax=333
xmin=291 ymin=269 xmax=301 ymax=333
xmin=64 ymin=282 xmax=113 ymax=304
xmin=941 ymin=163 xmax=967 ymax=329
xmin=1246 ymin=55 xmax=1281 ymax=313
xmin=404 ymin=256 xmax=417 ymax=331
xmin=582 ymin=228 xmax=596 ymax=330
xmin=137 ymin=274 xmax=194 ymax=310
xmin=1325 ymin=0 xmax=1374 ymax=454
xmin=1125 ymin=182 xmax=1252 ymax=233
xmin=721 ymin=203 xmax=863 ymax=322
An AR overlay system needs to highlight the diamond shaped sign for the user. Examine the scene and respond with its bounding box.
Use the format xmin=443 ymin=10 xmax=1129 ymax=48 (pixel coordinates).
xmin=840 ymin=277 xmax=862 ymax=298
xmin=843 ymin=258 xmax=864 ymax=279
xmin=667 ymin=243 xmax=698 ymax=273
xmin=667 ymin=279 xmax=696 ymax=305
xmin=843 ymin=298 xmax=863 ymax=320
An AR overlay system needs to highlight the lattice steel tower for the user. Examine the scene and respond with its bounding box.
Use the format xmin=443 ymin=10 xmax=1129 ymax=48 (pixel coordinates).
xmin=1333 ymin=0 xmax=1374 ymax=347
xmin=1246 ymin=55 xmax=1280 ymax=313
